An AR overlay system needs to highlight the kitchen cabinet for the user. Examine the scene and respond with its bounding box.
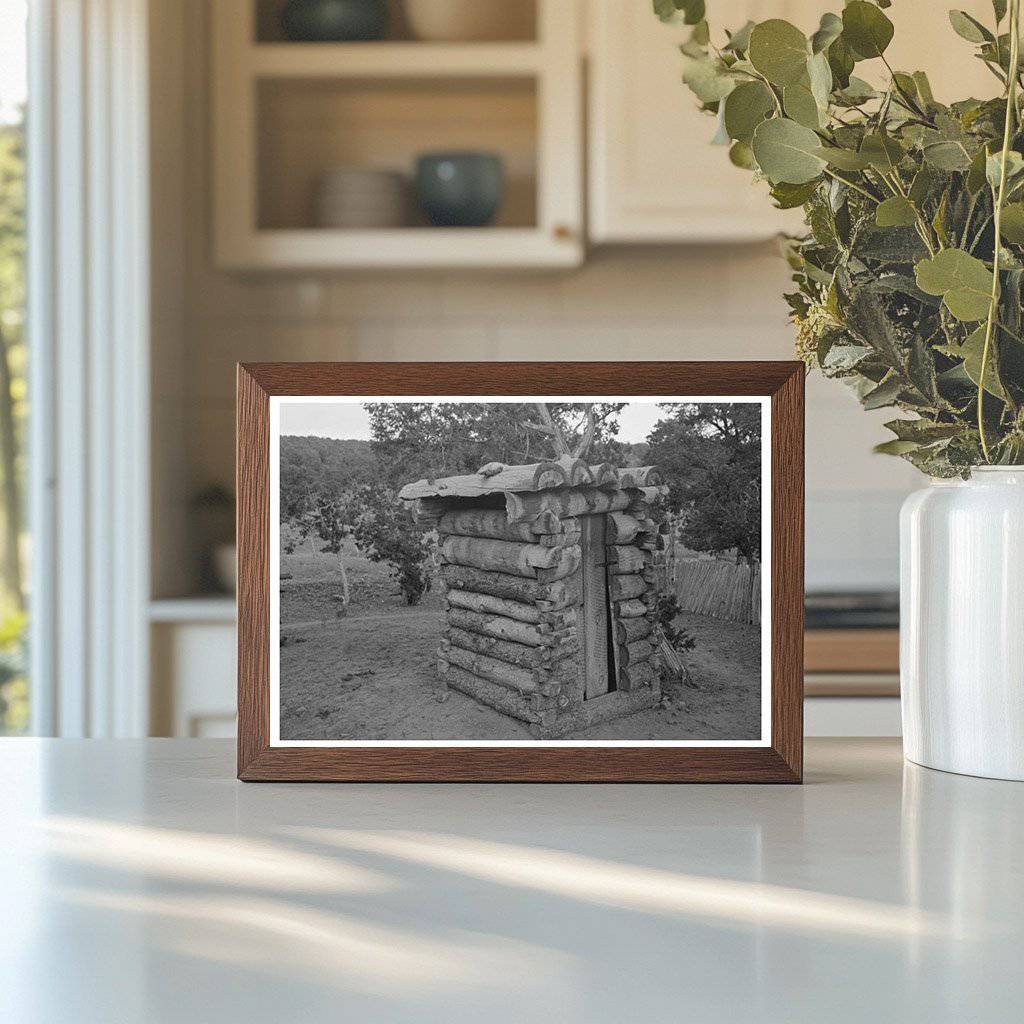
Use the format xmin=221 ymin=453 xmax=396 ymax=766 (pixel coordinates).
xmin=212 ymin=0 xmax=583 ymax=269
xmin=587 ymin=0 xmax=999 ymax=244
xmin=150 ymin=600 xmax=236 ymax=737
xmin=588 ymin=1 xmax=812 ymax=243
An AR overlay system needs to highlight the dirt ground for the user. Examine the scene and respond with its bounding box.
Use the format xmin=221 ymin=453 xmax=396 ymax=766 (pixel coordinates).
xmin=279 ymin=544 xmax=763 ymax=742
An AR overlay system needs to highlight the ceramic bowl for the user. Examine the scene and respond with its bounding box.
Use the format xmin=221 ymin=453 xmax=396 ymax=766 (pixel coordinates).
xmin=315 ymin=168 xmax=409 ymax=228
xmin=415 ymin=152 xmax=505 ymax=228
xmin=281 ymin=0 xmax=388 ymax=42
xmin=403 ymin=0 xmax=534 ymax=42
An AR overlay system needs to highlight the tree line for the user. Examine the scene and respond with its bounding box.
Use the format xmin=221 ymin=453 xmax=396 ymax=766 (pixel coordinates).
xmin=280 ymin=402 xmax=761 ymax=607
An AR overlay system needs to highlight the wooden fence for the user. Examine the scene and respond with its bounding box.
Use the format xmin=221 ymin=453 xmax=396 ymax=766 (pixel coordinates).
xmin=675 ymin=557 xmax=761 ymax=625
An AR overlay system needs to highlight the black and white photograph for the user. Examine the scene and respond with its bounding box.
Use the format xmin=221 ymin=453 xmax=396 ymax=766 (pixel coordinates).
xmin=270 ymin=396 xmax=769 ymax=744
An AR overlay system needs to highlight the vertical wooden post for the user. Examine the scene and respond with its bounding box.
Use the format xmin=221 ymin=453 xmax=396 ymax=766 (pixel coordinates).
xmin=579 ymin=514 xmax=610 ymax=699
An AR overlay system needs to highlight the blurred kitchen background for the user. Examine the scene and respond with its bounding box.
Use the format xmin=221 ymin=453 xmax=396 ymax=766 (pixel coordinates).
xmin=3 ymin=0 xmax=997 ymax=739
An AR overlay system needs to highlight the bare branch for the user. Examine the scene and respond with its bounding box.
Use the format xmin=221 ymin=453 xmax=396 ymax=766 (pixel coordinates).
xmin=528 ymin=403 xmax=571 ymax=456
xmin=522 ymin=420 xmax=556 ymax=436
xmin=572 ymin=405 xmax=598 ymax=459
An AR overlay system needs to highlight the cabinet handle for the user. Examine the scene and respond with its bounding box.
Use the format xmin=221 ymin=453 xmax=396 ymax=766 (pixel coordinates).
xmin=552 ymin=224 xmax=574 ymax=241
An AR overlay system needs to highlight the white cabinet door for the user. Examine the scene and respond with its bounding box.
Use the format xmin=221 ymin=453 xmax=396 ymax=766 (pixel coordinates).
xmin=588 ymin=1 xmax=813 ymax=243
xmin=587 ymin=1 xmax=999 ymax=244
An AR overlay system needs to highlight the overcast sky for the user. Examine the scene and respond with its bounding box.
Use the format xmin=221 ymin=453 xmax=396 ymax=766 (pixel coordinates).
xmin=278 ymin=400 xmax=672 ymax=446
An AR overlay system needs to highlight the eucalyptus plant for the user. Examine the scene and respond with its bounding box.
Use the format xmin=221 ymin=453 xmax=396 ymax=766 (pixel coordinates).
xmin=658 ymin=0 xmax=1024 ymax=474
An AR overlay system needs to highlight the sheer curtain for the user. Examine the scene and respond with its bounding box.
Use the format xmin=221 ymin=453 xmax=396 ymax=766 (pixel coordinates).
xmin=28 ymin=0 xmax=150 ymax=736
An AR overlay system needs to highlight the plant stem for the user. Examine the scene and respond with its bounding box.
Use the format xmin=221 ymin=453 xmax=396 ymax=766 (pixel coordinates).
xmin=880 ymin=54 xmax=929 ymax=120
xmin=821 ymin=167 xmax=879 ymax=203
xmin=750 ymin=69 xmax=783 ymax=116
xmin=874 ymin=167 xmax=938 ymax=254
xmin=979 ymin=0 xmax=1021 ymax=463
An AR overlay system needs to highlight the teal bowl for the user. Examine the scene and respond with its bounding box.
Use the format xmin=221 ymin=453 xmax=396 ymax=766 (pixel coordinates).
xmin=280 ymin=0 xmax=388 ymax=42
xmin=415 ymin=152 xmax=505 ymax=228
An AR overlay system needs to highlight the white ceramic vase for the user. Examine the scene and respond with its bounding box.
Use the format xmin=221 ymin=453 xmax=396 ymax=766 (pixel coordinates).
xmin=900 ymin=468 xmax=1024 ymax=780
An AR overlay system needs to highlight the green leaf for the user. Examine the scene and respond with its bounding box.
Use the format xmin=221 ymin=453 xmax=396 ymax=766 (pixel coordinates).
xmin=909 ymin=165 xmax=936 ymax=205
xmin=681 ymin=55 xmax=736 ymax=103
xmin=728 ymin=140 xmax=758 ymax=169
xmin=908 ymin=334 xmax=941 ymax=402
xmin=653 ymin=0 xmax=705 ymax=25
xmin=923 ymin=141 xmax=973 ymax=171
xmin=855 ymin=226 xmax=929 ymax=263
xmin=860 ymin=133 xmax=905 ymax=173
xmin=1000 ymin=202 xmax=1024 ymax=242
xmin=822 ymin=342 xmax=874 ymax=373
xmin=885 ymin=419 xmax=963 ymax=443
xmin=967 ymin=143 xmax=993 ymax=193
xmin=842 ymin=1 xmax=894 ymax=60
xmin=724 ymin=20 xmax=755 ymax=53
xmin=915 ymin=249 xmax=994 ymax=321
xmin=892 ymin=72 xmax=919 ymax=102
xmin=932 ymin=190 xmax=951 ymax=247
xmin=723 ymin=81 xmax=775 ymax=143
xmin=875 ymin=196 xmax=918 ymax=228
xmin=862 ymin=375 xmax=902 ymax=410
xmin=847 ymin=284 xmax=908 ymax=370
xmin=912 ymin=71 xmax=935 ymax=105
xmin=689 ymin=20 xmax=710 ymax=46
xmin=874 ymin=439 xmax=922 ymax=455
xmin=836 ymin=75 xmax=877 ymax=104
xmin=783 ymin=83 xmax=822 ymax=128
xmin=948 ymin=10 xmax=993 ymax=44
xmin=958 ymin=324 xmax=1007 ymax=398
xmin=827 ymin=35 xmax=855 ymax=89
xmin=752 ymin=117 xmax=827 ymax=184
xmin=681 ymin=0 xmax=705 ymax=25
xmin=748 ymin=19 xmax=810 ymax=87
xmin=814 ymin=146 xmax=872 ymax=170
xmin=986 ymin=150 xmax=1024 ymax=190
xmin=653 ymin=0 xmax=677 ymax=23
xmin=770 ymin=179 xmax=820 ymax=209
xmin=810 ymin=12 xmax=843 ymax=54
xmin=994 ymin=0 xmax=1008 ymax=24
xmin=807 ymin=51 xmax=833 ymax=110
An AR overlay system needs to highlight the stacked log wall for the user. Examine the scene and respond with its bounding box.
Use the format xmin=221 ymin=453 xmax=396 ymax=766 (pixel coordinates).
xmin=421 ymin=482 xmax=670 ymax=734
xmin=606 ymin=492 xmax=668 ymax=693
xmin=435 ymin=504 xmax=584 ymax=726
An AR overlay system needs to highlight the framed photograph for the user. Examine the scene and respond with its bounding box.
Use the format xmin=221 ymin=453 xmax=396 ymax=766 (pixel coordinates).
xmin=237 ymin=362 xmax=803 ymax=782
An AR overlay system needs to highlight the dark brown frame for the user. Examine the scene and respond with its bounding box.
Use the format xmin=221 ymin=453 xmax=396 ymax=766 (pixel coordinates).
xmin=237 ymin=362 xmax=804 ymax=782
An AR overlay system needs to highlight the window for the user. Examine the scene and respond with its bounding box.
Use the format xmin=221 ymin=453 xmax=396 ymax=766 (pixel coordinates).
xmin=0 ymin=0 xmax=28 ymax=734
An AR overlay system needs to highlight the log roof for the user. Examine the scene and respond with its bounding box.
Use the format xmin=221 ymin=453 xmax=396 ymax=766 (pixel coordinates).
xmin=398 ymin=455 xmax=662 ymax=501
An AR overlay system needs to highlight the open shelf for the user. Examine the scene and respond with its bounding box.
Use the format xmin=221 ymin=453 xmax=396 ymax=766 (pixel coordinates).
xmin=249 ymin=42 xmax=544 ymax=78
xmin=254 ymin=0 xmax=538 ymax=45
xmin=222 ymin=227 xmax=579 ymax=269
xmin=257 ymin=76 xmax=538 ymax=232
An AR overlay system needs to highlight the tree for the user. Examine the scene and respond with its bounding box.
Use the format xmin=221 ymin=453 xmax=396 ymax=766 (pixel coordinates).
xmin=647 ymin=403 xmax=762 ymax=564
xmin=365 ymin=402 xmax=626 ymax=486
xmin=0 ymin=108 xmax=27 ymax=732
xmin=0 ymin=114 xmax=25 ymax=611
xmin=284 ymin=484 xmax=435 ymax=607
xmin=279 ymin=435 xmax=377 ymax=517
xmin=351 ymin=486 xmax=434 ymax=606
xmin=284 ymin=492 xmax=356 ymax=610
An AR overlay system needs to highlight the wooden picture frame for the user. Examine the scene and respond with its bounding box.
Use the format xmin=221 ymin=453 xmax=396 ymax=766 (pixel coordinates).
xmin=237 ymin=362 xmax=804 ymax=782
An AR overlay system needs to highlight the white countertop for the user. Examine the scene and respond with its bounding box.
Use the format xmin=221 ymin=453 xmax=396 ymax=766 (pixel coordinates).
xmin=1 ymin=738 xmax=1021 ymax=1023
